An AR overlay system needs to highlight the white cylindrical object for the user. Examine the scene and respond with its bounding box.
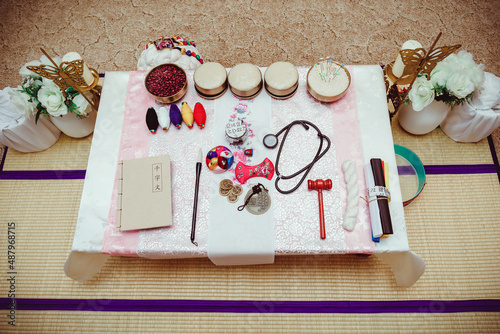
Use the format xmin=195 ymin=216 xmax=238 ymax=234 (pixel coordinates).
xmin=228 ymin=63 xmax=263 ymax=98
xmin=62 ymin=52 xmax=95 ymax=86
xmin=194 ymin=62 xmax=227 ymax=90
xmin=194 ymin=62 xmax=228 ymax=99
xmin=392 ymin=40 xmax=422 ymax=78
xmin=264 ymin=61 xmax=299 ymax=99
xmin=264 ymin=61 xmax=298 ymax=90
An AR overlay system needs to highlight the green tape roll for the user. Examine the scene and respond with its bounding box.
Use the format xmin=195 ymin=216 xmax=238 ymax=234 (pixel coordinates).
xmin=394 ymin=144 xmax=426 ymax=207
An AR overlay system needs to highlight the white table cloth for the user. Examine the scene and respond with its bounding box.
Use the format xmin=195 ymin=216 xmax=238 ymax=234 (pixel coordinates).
xmin=65 ymin=66 xmax=425 ymax=287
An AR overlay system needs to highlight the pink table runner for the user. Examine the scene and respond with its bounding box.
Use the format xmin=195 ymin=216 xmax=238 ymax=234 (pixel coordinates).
xmin=330 ymin=69 xmax=373 ymax=253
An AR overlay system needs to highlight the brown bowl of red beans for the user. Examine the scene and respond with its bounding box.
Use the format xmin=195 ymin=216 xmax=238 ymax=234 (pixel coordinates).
xmin=144 ymin=63 xmax=188 ymax=103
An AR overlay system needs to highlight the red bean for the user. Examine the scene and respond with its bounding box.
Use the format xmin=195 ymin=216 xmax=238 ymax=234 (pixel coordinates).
xmin=146 ymin=64 xmax=186 ymax=97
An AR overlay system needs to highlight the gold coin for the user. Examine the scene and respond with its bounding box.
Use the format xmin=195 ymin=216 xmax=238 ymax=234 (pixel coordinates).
xmin=227 ymin=193 xmax=239 ymax=203
xmin=220 ymin=179 xmax=233 ymax=190
xmin=231 ymin=185 xmax=243 ymax=196
xmin=219 ymin=187 xmax=231 ymax=196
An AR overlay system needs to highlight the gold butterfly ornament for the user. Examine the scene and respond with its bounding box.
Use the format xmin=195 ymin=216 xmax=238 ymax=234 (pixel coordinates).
xmin=26 ymin=48 xmax=100 ymax=115
xmin=27 ymin=59 xmax=88 ymax=99
xmin=399 ymin=44 xmax=462 ymax=80
xmin=386 ymin=33 xmax=461 ymax=118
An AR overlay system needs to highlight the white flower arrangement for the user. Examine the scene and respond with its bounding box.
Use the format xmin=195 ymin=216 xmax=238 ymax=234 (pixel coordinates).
xmin=408 ymin=51 xmax=485 ymax=111
xmin=9 ymin=55 xmax=89 ymax=122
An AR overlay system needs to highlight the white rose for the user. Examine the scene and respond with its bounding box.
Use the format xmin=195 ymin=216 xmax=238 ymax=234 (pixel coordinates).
xmin=8 ymin=89 xmax=35 ymax=117
xmin=37 ymin=81 xmax=67 ymax=117
xmin=19 ymin=60 xmax=42 ymax=78
xmin=455 ymin=51 xmax=485 ymax=88
xmin=72 ymin=93 xmax=89 ymax=117
xmin=430 ymin=53 xmax=464 ymax=86
xmin=21 ymin=77 xmax=43 ymax=94
xmin=469 ymin=63 xmax=485 ymax=88
xmin=408 ymin=76 xmax=435 ymax=111
xmin=31 ymin=79 xmax=43 ymax=91
xmin=456 ymin=50 xmax=474 ymax=65
xmin=446 ymin=70 xmax=475 ymax=99
xmin=430 ymin=61 xmax=453 ymax=88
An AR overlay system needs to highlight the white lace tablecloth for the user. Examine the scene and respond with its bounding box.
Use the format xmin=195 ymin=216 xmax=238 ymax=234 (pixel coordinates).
xmin=65 ymin=67 xmax=425 ymax=287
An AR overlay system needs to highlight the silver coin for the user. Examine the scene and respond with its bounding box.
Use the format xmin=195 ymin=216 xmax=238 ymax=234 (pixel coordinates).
xmin=243 ymin=188 xmax=271 ymax=215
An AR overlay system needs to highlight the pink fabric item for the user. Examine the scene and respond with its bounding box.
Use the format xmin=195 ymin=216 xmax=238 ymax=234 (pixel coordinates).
xmin=102 ymin=71 xmax=153 ymax=256
xmin=330 ymin=66 xmax=375 ymax=254
xmin=235 ymin=158 xmax=274 ymax=184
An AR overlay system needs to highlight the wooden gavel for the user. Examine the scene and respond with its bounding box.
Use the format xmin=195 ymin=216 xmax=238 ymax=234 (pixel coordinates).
xmin=308 ymin=179 xmax=332 ymax=239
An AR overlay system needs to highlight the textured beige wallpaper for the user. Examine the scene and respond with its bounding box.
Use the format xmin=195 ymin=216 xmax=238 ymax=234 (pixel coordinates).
xmin=0 ymin=0 xmax=498 ymax=89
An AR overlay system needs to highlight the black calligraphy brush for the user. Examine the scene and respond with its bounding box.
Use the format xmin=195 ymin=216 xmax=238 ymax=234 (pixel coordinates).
xmin=191 ymin=148 xmax=202 ymax=246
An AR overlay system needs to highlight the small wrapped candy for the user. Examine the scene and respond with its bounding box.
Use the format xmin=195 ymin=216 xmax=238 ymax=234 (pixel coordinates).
xmin=170 ymin=104 xmax=183 ymax=129
xmin=146 ymin=107 xmax=159 ymax=133
xmin=193 ymin=102 xmax=207 ymax=129
xmin=157 ymin=106 xmax=170 ymax=131
xmin=181 ymin=102 xmax=194 ymax=128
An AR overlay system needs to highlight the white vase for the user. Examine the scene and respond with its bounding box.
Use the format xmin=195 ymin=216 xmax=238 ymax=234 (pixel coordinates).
xmin=51 ymin=108 xmax=97 ymax=138
xmin=398 ymin=100 xmax=451 ymax=135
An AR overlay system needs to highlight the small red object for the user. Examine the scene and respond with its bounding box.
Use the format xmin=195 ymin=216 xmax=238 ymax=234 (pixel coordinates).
xmin=235 ymin=158 xmax=274 ymax=184
xmin=244 ymin=149 xmax=253 ymax=157
xmin=308 ymin=179 xmax=333 ymax=239
xmin=193 ymin=102 xmax=207 ymax=129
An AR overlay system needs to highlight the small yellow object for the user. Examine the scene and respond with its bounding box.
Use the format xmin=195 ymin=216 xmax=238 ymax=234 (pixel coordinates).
xmin=181 ymin=48 xmax=186 ymax=55
xmin=383 ymin=161 xmax=391 ymax=203
xmin=181 ymin=102 xmax=194 ymax=128
xmin=383 ymin=161 xmax=390 ymax=190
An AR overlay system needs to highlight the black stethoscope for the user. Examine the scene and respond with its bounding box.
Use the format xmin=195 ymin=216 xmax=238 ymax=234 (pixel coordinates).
xmin=263 ymin=120 xmax=331 ymax=194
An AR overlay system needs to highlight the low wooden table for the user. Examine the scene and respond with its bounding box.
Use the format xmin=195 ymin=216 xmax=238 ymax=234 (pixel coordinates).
xmin=65 ymin=66 xmax=425 ymax=287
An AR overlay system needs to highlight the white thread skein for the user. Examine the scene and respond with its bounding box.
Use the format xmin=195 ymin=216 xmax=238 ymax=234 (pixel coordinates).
xmin=157 ymin=106 xmax=170 ymax=131
xmin=342 ymin=160 xmax=359 ymax=231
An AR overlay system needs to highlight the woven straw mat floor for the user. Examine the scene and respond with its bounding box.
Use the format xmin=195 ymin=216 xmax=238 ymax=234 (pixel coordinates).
xmin=0 ymin=0 xmax=500 ymax=333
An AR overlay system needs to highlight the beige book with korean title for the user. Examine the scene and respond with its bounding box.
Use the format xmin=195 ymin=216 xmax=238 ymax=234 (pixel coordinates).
xmin=117 ymin=155 xmax=173 ymax=231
